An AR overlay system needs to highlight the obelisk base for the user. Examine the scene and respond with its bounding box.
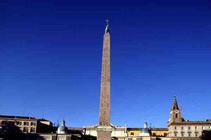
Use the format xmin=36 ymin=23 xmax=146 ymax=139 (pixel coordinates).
xmin=97 ymin=125 xmax=112 ymax=140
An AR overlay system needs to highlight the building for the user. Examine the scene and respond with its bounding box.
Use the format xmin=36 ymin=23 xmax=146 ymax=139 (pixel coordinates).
xmin=0 ymin=115 xmax=50 ymax=133
xmin=127 ymin=127 xmax=168 ymax=140
xmin=127 ymin=128 xmax=141 ymax=137
xmin=127 ymin=123 xmax=152 ymax=140
xmin=150 ymin=128 xmax=168 ymax=137
xmin=0 ymin=116 xmax=84 ymax=140
xmin=37 ymin=121 xmax=83 ymax=140
xmin=168 ymin=97 xmax=211 ymax=139
xmin=86 ymin=123 xmax=169 ymax=140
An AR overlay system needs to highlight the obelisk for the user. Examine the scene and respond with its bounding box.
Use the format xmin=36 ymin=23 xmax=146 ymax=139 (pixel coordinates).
xmin=97 ymin=20 xmax=112 ymax=140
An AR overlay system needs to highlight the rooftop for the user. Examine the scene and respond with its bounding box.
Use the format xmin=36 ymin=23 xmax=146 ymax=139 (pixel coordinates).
xmin=0 ymin=115 xmax=36 ymax=120
xmin=171 ymin=120 xmax=211 ymax=125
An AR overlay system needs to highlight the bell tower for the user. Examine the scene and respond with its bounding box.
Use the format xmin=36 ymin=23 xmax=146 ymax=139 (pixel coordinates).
xmin=169 ymin=96 xmax=183 ymax=124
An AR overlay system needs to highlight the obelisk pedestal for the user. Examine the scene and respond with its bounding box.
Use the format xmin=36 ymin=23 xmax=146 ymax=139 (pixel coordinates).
xmin=97 ymin=126 xmax=112 ymax=140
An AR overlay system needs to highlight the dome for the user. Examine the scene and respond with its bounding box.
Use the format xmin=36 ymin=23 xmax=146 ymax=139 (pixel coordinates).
xmin=140 ymin=122 xmax=150 ymax=136
xmin=57 ymin=120 xmax=66 ymax=134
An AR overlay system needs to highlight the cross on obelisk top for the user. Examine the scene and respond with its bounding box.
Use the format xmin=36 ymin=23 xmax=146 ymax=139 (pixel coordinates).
xmin=105 ymin=19 xmax=110 ymax=33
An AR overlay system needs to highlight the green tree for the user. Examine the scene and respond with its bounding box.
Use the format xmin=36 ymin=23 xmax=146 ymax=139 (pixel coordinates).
xmin=200 ymin=130 xmax=211 ymax=140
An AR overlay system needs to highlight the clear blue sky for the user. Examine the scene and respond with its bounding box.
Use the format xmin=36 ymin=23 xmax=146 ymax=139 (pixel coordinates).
xmin=0 ymin=0 xmax=211 ymax=128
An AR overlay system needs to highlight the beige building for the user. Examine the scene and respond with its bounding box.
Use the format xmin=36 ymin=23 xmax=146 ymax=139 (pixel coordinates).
xmin=168 ymin=97 xmax=211 ymax=139
xmin=127 ymin=128 xmax=151 ymax=140
xmin=150 ymin=128 xmax=168 ymax=137
xmin=0 ymin=115 xmax=38 ymax=133
xmin=0 ymin=115 xmax=52 ymax=133
xmin=36 ymin=120 xmax=82 ymax=140
xmin=127 ymin=128 xmax=141 ymax=137
xmin=127 ymin=127 xmax=169 ymax=140
xmin=85 ymin=124 xmax=168 ymax=140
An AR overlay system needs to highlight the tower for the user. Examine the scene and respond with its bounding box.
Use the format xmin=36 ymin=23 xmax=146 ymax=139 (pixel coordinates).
xmin=169 ymin=96 xmax=183 ymax=124
xmin=97 ymin=20 xmax=112 ymax=140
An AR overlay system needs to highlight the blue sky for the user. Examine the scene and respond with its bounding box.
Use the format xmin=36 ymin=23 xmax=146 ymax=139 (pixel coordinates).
xmin=0 ymin=0 xmax=211 ymax=128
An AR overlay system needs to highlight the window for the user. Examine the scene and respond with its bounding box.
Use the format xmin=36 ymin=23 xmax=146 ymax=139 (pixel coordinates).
xmin=175 ymin=114 xmax=178 ymax=118
xmin=188 ymin=126 xmax=191 ymax=130
xmin=181 ymin=126 xmax=183 ymax=130
xmin=1 ymin=121 xmax=14 ymax=126
xmin=24 ymin=122 xmax=29 ymax=126
xmin=31 ymin=122 xmax=36 ymax=126
xmin=130 ymin=132 xmax=134 ymax=136
xmin=30 ymin=128 xmax=36 ymax=133
xmin=188 ymin=132 xmax=191 ymax=137
xmin=16 ymin=121 xmax=22 ymax=126
xmin=23 ymin=127 xmax=28 ymax=133
xmin=7 ymin=121 xmax=15 ymax=125
xmin=1 ymin=121 xmax=7 ymax=125
xmin=195 ymin=132 xmax=198 ymax=137
xmin=174 ymin=132 xmax=177 ymax=137
xmin=174 ymin=126 xmax=177 ymax=130
xmin=181 ymin=132 xmax=184 ymax=137
xmin=195 ymin=126 xmax=197 ymax=130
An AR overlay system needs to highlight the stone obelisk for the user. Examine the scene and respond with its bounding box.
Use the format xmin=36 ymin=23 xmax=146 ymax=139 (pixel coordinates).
xmin=97 ymin=20 xmax=112 ymax=140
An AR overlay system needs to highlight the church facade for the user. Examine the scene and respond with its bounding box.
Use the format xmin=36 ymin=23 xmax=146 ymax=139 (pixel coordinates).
xmin=168 ymin=97 xmax=211 ymax=139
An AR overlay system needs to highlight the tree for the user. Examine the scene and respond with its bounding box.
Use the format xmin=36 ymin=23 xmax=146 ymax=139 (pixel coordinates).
xmin=200 ymin=130 xmax=211 ymax=140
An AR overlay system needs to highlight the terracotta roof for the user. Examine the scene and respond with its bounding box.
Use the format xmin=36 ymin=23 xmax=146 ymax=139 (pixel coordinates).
xmin=67 ymin=127 xmax=84 ymax=131
xmin=0 ymin=115 xmax=37 ymax=120
xmin=127 ymin=128 xmax=141 ymax=130
xmin=170 ymin=120 xmax=211 ymax=125
xmin=150 ymin=128 xmax=168 ymax=131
